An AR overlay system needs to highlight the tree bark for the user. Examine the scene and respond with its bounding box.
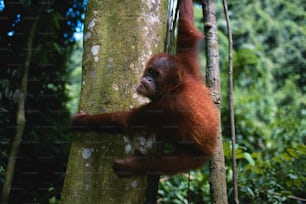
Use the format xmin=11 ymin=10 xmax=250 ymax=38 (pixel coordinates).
xmin=60 ymin=1 xmax=168 ymax=203
xmin=202 ymin=0 xmax=228 ymax=203
xmin=1 ymin=17 xmax=39 ymax=204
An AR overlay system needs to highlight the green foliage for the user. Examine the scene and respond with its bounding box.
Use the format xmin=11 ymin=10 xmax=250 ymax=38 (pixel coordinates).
xmin=159 ymin=170 xmax=211 ymax=204
xmin=66 ymin=40 xmax=82 ymax=114
xmin=0 ymin=1 xmax=85 ymax=203
xmin=235 ymin=144 xmax=306 ymax=203
xmin=220 ymin=0 xmax=306 ymax=202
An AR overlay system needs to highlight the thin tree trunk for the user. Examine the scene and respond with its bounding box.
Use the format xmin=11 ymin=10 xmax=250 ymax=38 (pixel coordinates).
xmin=222 ymin=0 xmax=239 ymax=203
xmin=202 ymin=0 xmax=228 ymax=203
xmin=60 ymin=1 xmax=168 ymax=203
xmin=1 ymin=17 xmax=39 ymax=204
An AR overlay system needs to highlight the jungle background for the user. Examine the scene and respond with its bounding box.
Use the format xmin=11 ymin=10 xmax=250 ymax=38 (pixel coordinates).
xmin=0 ymin=0 xmax=305 ymax=203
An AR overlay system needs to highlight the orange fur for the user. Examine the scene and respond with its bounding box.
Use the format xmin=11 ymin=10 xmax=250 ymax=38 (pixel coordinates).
xmin=71 ymin=0 xmax=218 ymax=175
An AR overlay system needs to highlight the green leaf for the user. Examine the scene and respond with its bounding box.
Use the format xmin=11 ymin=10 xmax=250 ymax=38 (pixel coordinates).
xmin=287 ymin=148 xmax=299 ymax=158
xmin=244 ymin=152 xmax=255 ymax=165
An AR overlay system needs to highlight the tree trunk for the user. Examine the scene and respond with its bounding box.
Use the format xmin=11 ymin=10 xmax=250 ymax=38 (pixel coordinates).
xmin=60 ymin=0 xmax=168 ymax=203
xmin=202 ymin=0 xmax=228 ymax=203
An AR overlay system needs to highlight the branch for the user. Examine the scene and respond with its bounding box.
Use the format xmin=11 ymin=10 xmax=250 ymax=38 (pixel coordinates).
xmin=269 ymin=192 xmax=306 ymax=202
xmin=223 ymin=0 xmax=239 ymax=204
xmin=1 ymin=17 xmax=39 ymax=203
xmin=222 ymin=0 xmax=239 ymax=203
